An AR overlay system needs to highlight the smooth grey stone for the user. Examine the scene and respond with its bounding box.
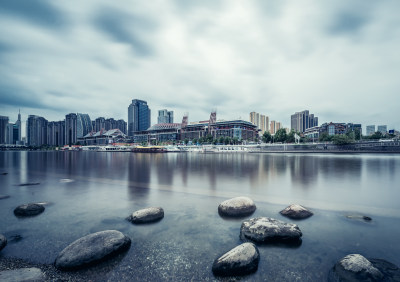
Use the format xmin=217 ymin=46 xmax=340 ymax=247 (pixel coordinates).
xmin=212 ymin=243 xmax=260 ymax=276
xmin=14 ymin=203 xmax=45 ymax=217
xmin=55 ymin=230 xmax=131 ymax=270
xmin=328 ymin=254 xmax=384 ymax=281
xmin=280 ymin=204 xmax=313 ymax=219
xmin=0 ymin=195 xmax=10 ymax=200
xmin=218 ymin=197 xmax=256 ymax=217
xmin=345 ymin=214 xmax=373 ymax=222
xmin=0 ymin=234 xmax=6 ymax=251
xmin=240 ymin=217 xmax=302 ymax=243
xmin=17 ymin=183 xmax=40 ymax=186
xmin=127 ymin=207 xmax=164 ymax=223
xmin=0 ymin=267 xmax=44 ymax=282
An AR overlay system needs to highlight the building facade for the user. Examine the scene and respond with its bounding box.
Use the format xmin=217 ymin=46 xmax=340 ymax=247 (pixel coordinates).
xmin=95 ymin=117 xmax=106 ymax=132
xmin=250 ymin=112 xmax=269 ymax=135
xmin=304 ymin=122 xmax=362 ymax=140
xmin=65 ymin=113 xmax=77 ymax=146
xmin=47 ymin=121 xmax=66 ymax=147
xmin=158 ymin=109 xmax=174 ymax=124
xmin=27 ymin=115 xmax=48 ymax=146
xmin=377 ymin=125 xmax=387 ymax=135
xmin=291 ymin=110 xmax=318 ymax=133
xmin=77 ymin=113 xmax=93 ymax=138
xmin=128 ymin=99 xmax=151 ymax=137
xmin=0 ymin=116 xmax=9 ymax=144
xmin=270 ymin=120 xmax=281 ymax=135
xmin=366 ymin=125 xmax=375 ymax=136
xmin=116 ymin=119 xmax=127 ymax=134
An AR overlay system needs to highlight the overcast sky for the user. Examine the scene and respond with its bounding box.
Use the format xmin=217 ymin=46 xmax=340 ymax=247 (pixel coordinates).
xmin=1 ymin=0 xmax=399 ymax=135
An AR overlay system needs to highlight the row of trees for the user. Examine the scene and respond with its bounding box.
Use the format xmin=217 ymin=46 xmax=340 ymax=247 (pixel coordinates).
xmin=262 ymin=129 xmax=297 ymax=143
xmin=184 ymin=135 xmax=241 ymax=145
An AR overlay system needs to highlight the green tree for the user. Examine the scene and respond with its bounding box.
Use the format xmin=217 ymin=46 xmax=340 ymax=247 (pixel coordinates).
xmin=287 ymin=130 xmax=296 ymax=143
xmin=206 ymin=134 xmax=213 ymax=143
xmin=233 ymin=137 xmax=239 ymax=145
xmin=262 ymin=131 xmax=272 ymax=143
xmin=332 ymin=134 xmax=354 ymax=145
xmin=274 ymin=128 xmax=287 ymax=143
xmin=224 ymin=137 xmax=231 ymax=145
xmin=354 ymin=129 xmax=361 ymax=140
xmin=184 ymin=138 xmax=189 ymax=145
xmin=319 ymin=132 xmax=333 ymax=142
xmin=192 ymin=138 xmax=198 ymax=145
xmin=370 ymin=131 xmax=383 ymax=140
xmin=218 ymin=136 xmax=224 ymax=144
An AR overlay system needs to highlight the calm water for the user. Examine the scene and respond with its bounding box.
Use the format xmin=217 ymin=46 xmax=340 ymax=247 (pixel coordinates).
xmin=0 ymin=151 xmax=400 ymax=281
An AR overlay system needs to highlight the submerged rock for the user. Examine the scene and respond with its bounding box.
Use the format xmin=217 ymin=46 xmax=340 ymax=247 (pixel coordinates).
xmin=55 ymin=230 xmax=131 ymax=270
xmin=212 ymin=243 xmax=260 ymax=277
xmin=1 ymin=172 xmax=8 ymax=175
xmin=218 ymin=197 xmax=256 ymax=217
xmin=0 ymin=234 xmax=6 ymax=251
xmin=280 ymin=204 xmax=313 ymax=219
xmin=0 ymin=195 xmax=10 ymax=200
xmin=328 ymin=254 xmax=391 ymax=282
xmin=17 ymin=183 xmax=40 ymax=186
xmin=127 ymin=207 xmax=164 ymax=223
xmin=0 ymin=268 xmax=44 ymax=282
xmin=240 ymin=217 xmax=302 ymax=243
xmin=345 ymin=214 xmax=372 ymax=222
xmin=14 ymin=203 xmax=45 ymax=217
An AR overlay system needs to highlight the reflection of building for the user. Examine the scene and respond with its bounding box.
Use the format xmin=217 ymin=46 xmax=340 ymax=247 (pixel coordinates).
xmin=77 ymin=113 xmax=93 ymax=138
xmin=291 ymin=110 xmax=318 ymax=133
xmin=377 ymin=125 xmax=387 ymax=135
xmin=65 ymin=113 xmax=77 ymax=146
xmin=27 ymin=115 xmax=48 ymax=146
xmin=158 ymin=109 xmax=174 ymax=124
xmin=366 ymin=125 xmax=375 ymax=136
xmin=128 ymin=99 xmax=151 ymax=137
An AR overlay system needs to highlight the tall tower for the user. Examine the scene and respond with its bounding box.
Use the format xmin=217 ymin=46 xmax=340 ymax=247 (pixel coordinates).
xmin=65 ymin=113 xmax=77 ymax=146
xmin=0 ymin=116 xmax=9 ymax=144
xmin=128 ymin=99 xmax=151 ymax=137
xmin=77 ymin=113 xmax=93 ymax=138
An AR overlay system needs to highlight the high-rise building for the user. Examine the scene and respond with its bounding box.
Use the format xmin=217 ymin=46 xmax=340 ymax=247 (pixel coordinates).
xmin=250 ymin=112 xmax=269 ymax=134
xmin=4 ymin=111 xmax=22 ymax=145
xmin=377 ymin=125 xmax=387 ymax=135
xmin=291 ymin=110 xmax=318 ymax=133
xmin=27 ymin=115 xmax=48 ymax=146
xmin=366 ymin=125 xmax=375 ymax=136
xmin=116 ymin=119 xmax=127 ymax=134
xmin=158 ymin=109 xmax=174 ymax=124
xmin=95 ymin=117 xmax=106 ymax=132
xmin=270 ymin=120 xmax=281 ymax=135
xmin=128 ymin=99 xmax=151 ymax=137
xmin=105 ymin=118 xmax=117 ymax=130
xmin=77 ymin=113 xmax=93 ymax=138
xmin=65 ymin=113 xmax=77 ymax=146
xmin=47 ymin=121 xmax=65 ymax=147
xmin=0 ymin=116 xmax=9 ymax=144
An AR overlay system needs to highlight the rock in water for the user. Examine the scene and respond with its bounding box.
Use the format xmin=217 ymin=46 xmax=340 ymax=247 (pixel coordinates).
xmin=0 ymin=234 xmax=7 ymax=251
xmin=329 ymin=254 xmax=384 ymax=281
xmin=0 ymin=195 xmax=10 ymax=200
xmin=14 ymin=203 xmax=45 ymax=217
xmin=0 ymin=268 xmax=45 ymax=281
xmin=218 ymin=197 xmax=256 ymax=217
xmin=280 ymin=204 xmax=313 ymax=219
xmin=240 ymin=217 xmax=302 ymax=243
xmin=55 ymin=230 xmax=131 ymax=270
xmin=127 ymin=207 xmax=164 ymax=223
xmin=212 ymin=243 xmax=260 ymax=276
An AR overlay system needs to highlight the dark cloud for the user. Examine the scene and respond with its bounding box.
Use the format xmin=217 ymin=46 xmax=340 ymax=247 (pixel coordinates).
xmin=327 ymin=12 xmax=369 ymax=35
xmin=0 ymin=85 xmax=47 ymax=109
xmin=0 ymin=0 xmax=66 ymax=29
xmin=94 ymin=8 xmax=154 ymax=56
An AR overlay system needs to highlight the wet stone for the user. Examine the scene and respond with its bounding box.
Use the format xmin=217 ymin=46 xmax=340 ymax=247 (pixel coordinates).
xmin=212 ymin=243 xmax=260 ymax=277
xmin=280 ymin=204 xmax=313 ymax=219
xmin=328 ymin=254 xmax=385 ymax=282
xmin=218 ymin=197 xmax=256 ymax=217
xmin=0 ymin=267 xmax=45 ymax=282
xmin=14 ymin=203 xmax=45 ymax=217
xmin=0 ymin=234 xmax=7 ymax=251
xmin=55 ymin=230 xmax=131 ymax=270
xmin=0 ymin=194 xmax=10 ymax=200
xmin=240 ymin=217 xmax=302 ymax=243
xmin=17 ymin=183 xmax=40 ymax=186
xmin=127 ymin=207 xmax=164 ymax=224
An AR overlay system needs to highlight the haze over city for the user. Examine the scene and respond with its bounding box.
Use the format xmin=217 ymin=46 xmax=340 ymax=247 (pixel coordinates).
xmin=1 ymin=0 xmax=399 ymax=132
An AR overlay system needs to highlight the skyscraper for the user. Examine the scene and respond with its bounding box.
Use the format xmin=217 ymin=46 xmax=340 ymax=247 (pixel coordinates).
xmin=366 ymin=125 xmax=375 ymax=136
xmin=77 ymin=113 xmax=93 ymax=138
xmin=128 ymin=99 xmax=151 ymax=137
xmin=0 ymin=116 xmax=9 ymax=144
xmin=65 ymin=113 xmax=77 ymax=146
xmin=116 ymin=119 xmax=127 ymax=134
xmin=377 ymin=125 xmax=387 ymax=135
xmin=158 ymin=109 xmax=174 ymax=124
xmin=27 ymin=115 xmax=48 ymax=146
xmin=47 ymin=121 xmax=65 ymax=147
xmin=250 ymin=112 xmax=269 ymax=134
xmin=291 ymin=110 xmax=318 ymax=133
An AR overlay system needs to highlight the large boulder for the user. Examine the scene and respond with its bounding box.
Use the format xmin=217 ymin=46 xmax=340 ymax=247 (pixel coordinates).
xmin=127 ymin=207 xmax=164 ymax=224
xmin=0 ymin=234 xmax=6 ymax=251
xmin=55 ymin=230 xmax=131 ymax=270
xmin=0 ymin=268 xmax=45 ymax=282
xmin=14 ymin=203 xmax=45 ymax=217
xmin=218 ymin=197 xmax=256 ymax=217
xmin=240 ymin=217 xmax=302 ymax=243
xmin=280 ymin=204 xmax=313 ymax=219
xmin=212 ymin=243 xmax=260 ymax=277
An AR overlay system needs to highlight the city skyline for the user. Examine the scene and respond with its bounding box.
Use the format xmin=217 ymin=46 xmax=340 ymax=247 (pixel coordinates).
xmin=1 ymin=1 xmax=400 ymax=131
